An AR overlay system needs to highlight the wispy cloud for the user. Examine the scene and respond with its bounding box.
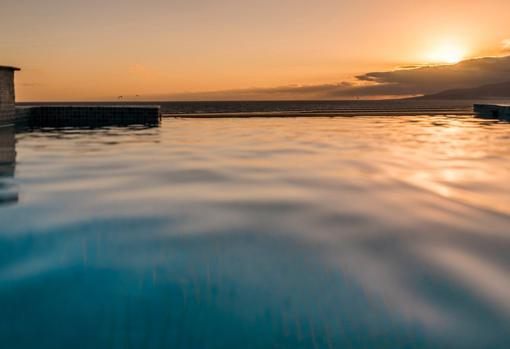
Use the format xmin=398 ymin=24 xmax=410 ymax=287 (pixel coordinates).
xmin=151 ymin=82 xmax=367 ymax=101
xmin=20 ymin=82 xmax=44 ymax=87
xmin=502 ymin=39 xmax=510 ymax=50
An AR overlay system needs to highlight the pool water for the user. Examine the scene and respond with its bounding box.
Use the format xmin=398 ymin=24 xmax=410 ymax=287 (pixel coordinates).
xmin=1 ymin=116 xmax=510 ymax=348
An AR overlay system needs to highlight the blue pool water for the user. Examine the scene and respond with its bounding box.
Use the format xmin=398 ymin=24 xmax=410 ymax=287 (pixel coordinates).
xmin=1 ymin=115 xmax=510 ymax=348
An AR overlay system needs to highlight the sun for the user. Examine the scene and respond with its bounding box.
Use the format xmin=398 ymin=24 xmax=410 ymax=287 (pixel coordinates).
xmin=426 ymin=42 xmax=466 ymax=64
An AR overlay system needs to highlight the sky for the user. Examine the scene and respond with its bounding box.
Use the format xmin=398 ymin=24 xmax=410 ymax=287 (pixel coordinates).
xmin=1 ymin=0 xmax=510 ymax=101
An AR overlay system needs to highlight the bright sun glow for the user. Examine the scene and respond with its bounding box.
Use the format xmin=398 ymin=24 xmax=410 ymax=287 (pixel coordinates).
xmin=426 ymin=42 xmax=466 ymax=64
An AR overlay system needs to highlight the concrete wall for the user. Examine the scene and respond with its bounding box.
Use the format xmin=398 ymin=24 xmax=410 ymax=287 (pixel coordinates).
xmin=0 ymin=68 xmax=16 ymax=124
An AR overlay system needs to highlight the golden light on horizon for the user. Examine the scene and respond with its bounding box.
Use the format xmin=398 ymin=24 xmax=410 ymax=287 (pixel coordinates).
xmin=2 ymin=0 xmax=510 ymax=101
xmin=425 ymin=41 xmax=467 ymax=64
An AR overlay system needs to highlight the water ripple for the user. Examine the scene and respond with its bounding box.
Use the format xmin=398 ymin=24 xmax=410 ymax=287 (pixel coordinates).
xmin=1 ymin=115 xmax=510 ymax=348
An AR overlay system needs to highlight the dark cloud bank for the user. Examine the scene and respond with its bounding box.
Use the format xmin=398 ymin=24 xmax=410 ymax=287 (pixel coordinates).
xmin=162 ymin=55 xmax=510 ymax=100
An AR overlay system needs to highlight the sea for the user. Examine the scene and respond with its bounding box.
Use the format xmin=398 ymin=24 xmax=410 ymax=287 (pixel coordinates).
xmin=22 ymin=99 xmax=485 ymax=117
xmin=1 ymin=100 xmax=510 ymax=348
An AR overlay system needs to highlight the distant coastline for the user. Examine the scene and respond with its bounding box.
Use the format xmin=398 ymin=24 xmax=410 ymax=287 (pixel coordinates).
xmin=411 ymin=81 xmax=510 ymax=100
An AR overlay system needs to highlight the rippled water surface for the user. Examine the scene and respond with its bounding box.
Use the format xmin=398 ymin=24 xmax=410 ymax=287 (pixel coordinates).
xmin=1 ymin=115 xmax=510 ymax=348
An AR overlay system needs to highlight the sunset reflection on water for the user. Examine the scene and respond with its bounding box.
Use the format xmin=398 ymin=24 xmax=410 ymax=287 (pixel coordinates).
xmin=1 ymin=115 xmax=510 ymax=348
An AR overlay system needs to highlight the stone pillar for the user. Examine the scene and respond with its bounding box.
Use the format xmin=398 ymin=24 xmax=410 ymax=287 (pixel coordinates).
xmin=0 ymin=66 xmax=19 ymax=204
xmin=0 ymin=66 xmax=20 ymax=124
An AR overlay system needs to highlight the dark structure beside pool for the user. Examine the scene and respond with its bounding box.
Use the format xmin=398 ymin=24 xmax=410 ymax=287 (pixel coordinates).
xmin=0 ymin=66 xmax=161 ymax=127
xmin=474 ymin=104 xmax=510 ymax=121
xmin=24 ymin=105 xmax=161 ymax=127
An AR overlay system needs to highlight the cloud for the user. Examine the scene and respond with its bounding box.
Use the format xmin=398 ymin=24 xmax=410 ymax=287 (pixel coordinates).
xmin=155 ymin=55 xmax=510 ymax=100
xmin=354 ymin=55 xmax=510 ymax=95
xmin=20 ymin=82 xmax=44 ymax=87
xmin=503 ymin=39 xmax=510 ymax=50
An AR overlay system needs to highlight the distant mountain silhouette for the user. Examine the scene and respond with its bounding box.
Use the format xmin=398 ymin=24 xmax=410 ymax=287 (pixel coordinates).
xmin=416 ymin=81 xmax=510 ymax=100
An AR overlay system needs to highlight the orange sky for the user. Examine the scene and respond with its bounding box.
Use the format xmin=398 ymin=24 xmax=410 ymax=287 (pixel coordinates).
xmin=1 ymin=0 xmax=509 ymax=101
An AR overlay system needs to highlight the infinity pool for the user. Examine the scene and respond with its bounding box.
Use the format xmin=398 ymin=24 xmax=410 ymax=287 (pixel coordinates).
xmin=1 ymin=116 xmax=510 ymax=348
